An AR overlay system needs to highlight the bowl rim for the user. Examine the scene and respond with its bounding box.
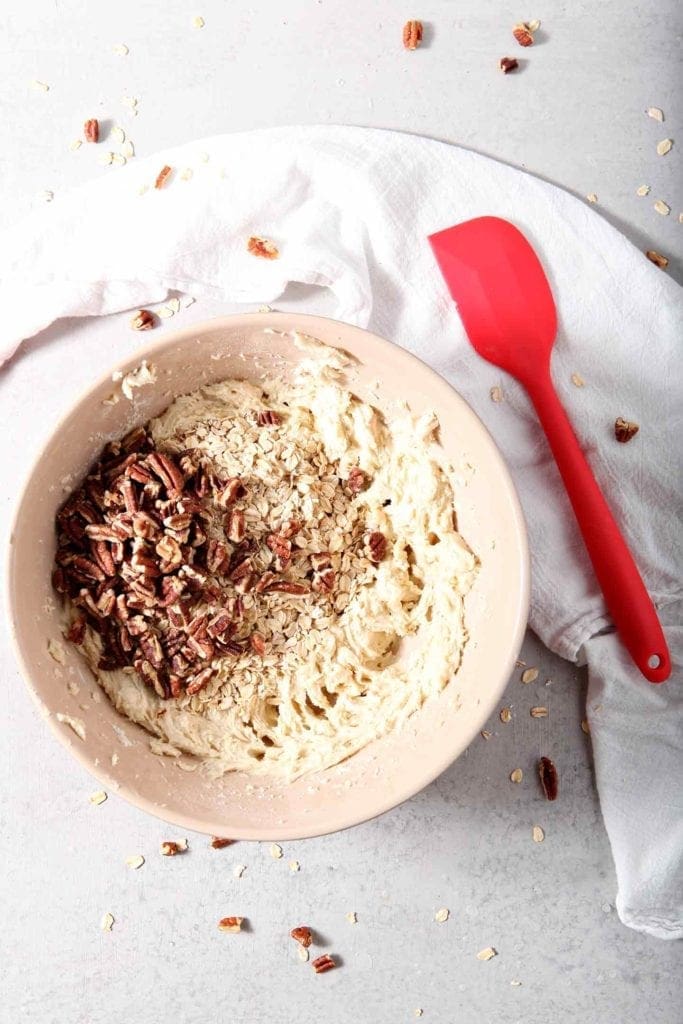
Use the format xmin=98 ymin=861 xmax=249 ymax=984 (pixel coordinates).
xmin=7 ymin=311 xmax=530 ymax=840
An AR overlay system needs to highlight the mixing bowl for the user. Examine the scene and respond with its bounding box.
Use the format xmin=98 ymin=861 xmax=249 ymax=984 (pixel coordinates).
xmin=7 ymin=312 xmax=529 ymax=839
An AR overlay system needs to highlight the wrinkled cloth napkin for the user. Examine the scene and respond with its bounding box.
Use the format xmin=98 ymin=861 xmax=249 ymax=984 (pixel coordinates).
xmin=1 ymin=126 xmax=680 ymax=938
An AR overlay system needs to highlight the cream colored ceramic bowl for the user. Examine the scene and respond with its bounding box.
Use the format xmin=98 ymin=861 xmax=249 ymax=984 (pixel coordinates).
xmin=8 ymin=313 xmax=529 ymax=840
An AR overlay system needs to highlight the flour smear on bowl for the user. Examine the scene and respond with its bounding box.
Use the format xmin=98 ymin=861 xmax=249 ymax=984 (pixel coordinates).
xmin=52 ymin=333 xmax=478 ymax=778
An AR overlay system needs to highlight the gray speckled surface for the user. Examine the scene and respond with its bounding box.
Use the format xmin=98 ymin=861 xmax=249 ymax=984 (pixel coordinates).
xmin=1 ymin=2 xmax=681 ymax=1022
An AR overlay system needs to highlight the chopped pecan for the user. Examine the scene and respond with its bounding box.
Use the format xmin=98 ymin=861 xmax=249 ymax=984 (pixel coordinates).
xmin=155 ymin=165 xmax=173 ymax=189
xmin=185 ymin=666 xmax=213 ymax=695
xmin=266 ymin=533 xmax=292 ymax=568
xmin=253 ymin=571 xmax=276 ymax=594
xmin=290 ymin=926 xmax=313 ymax=948
xmin=312 ymin=568 xmax=335 ymax=594
xmin=614 ymin=417 xmax=639 ymax=443
xmin=364 ymin=531 xmax=387 ymax=563
xmin=346 ymin=466 xmax=369 ymax=493
xmin=130 ymin=309 xmax=157 ymax=331
xmin=265 ymin=580 xmax=309 ymax=595
xmin=247 ymin=235 xmax=279 ymax=259
xmin=256 ymin=409 xmax=282 ymax=426
xmin=207 ymin=611 xmax=234 ymax=640
xmin=160 ymin=840 xmax=187 ymax=856
xmin=645 ymin=250 xmax=669 ymax=269
xmin=234 ymin=572 xmax=257 ymax=594
xmin=66 ymin=616 xmax=86 ymax=645
xmin=92 ymin=541 xmax=116 ymax=577
xmin=146 ymin=452 xmax=185 ymax=495
xmin=70 ymin=555 xmax=106 ymax=582
xmin=206 ymin=539 xmax=231 ymax=574
xmin=512 ymin=22 xmax=535 ymax=46
xmin=278 ymin=518 xmax=301 ymax=540
xmin=310 ymin=551 xmax=332 ymax=571
xmin=84 ymin=118 xmax=99 ymax=143
xmin=211 ymin=837 xmax=234 ymax=849
xmin=538 ymin=756 xmax=559 ymax=801
xmin=217 ymin=916 xmax=244 ymax=932
xmin=250 ymin=632 xmax=266 ymax=655
xmin=402 ymin=19 xmax=423 ymax=49
xmin=226 ymin=509 xmax=245 ymax=543
xmin=499 ymin=56 xmax=519 ymax=73
xmin=216 ymin=477 xmax=244 ymax=507
xmin=311 ymin=954 xmax=336 ymax=974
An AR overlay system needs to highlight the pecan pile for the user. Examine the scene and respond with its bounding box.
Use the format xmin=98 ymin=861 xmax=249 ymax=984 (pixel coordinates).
xmin=53 ymin=424 xmax=387 ymax=701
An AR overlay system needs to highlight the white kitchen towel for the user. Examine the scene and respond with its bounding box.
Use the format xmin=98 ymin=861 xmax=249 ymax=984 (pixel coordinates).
xmin=1 ymin=125 xmax=681 ymax=938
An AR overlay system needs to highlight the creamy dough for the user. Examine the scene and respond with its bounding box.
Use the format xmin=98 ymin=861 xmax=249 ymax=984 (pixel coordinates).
xmin=79 ymin=336 xmax=479 ymax=779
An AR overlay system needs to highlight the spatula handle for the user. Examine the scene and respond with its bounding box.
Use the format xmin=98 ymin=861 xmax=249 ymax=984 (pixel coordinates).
xmin=527 ymin=376 xmax=670 ymax=683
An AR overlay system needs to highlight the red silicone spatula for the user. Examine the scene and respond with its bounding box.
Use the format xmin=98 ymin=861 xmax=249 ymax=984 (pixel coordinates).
xmin=429 ymin=216 xmax=670 ymax=683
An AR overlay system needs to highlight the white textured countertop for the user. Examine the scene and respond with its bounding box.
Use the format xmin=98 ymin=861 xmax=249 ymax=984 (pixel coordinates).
xmin=0 ymin=3 xmax=680 ymax=1023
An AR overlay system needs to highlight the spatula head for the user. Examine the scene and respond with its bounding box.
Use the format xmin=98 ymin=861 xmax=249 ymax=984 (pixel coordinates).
xmin=429 ymin=217 xmax=558 ymax=382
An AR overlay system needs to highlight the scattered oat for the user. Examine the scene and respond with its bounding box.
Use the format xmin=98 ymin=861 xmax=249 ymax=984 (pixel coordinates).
xmin=530 ymin=706 xmax=548 ymax=718
xmin=168 ymin=297 xmax=181 ymax=314
xmin=89 ymin=790 xmax=107 ymax=805
xmin=298 ymin=945 xmax=310 ymax=962
xmin=679 ymin=213 xmax=683 ymax=224
xmin=157 ymin=305 xmax=175 ymax=319
xmin=490 ymin=386 xmax=503 ymax=403
xmin=415 ymin=1012 xmax=424 ymax=1019
xmin=511 ymin=980 xmax=522 ymax=987
xmin=499 ymin=707 xmax=512 ymax=724
xmin=586 ymin=193 xmax=598 ymax=204
xmin=636 ymin=184 xmax=651 ymax=197
xmin=289 ymin=860 xmax=300 ymax=872
xmin=247 ymin=235 xmax=280 ymax=260
xmin=120 ymin=359 xmax=157 ymax=400
xmin=111 ymin=153 xmax=126 ymax=167
xmin=125 ymin=855 xmax=145 ymax=869
xmin=434 ymin=907 xmax=449 ymax=923
xmin=101 ymin=912 xmax=115 ymax=931
xmin=233 ymin=864 xmax=247 ymax=878
xmin=69 ymin=139 xmax=82 ymax=152
xmin=521 ymin=667 xmax=538 ymax=683
xmin=48 ymin=638 xmax=66 ymax=664
xmin=112 ymin=126 xmax=126 ymax=145
xmin=160 ymin=839 xmax=188 ymax=856
xmin=199 ymin=151 xmax=210 ymax=163
xmin=192 ymin=15 xmax=205 ymax=28
xmin=99 ymin=151 xmax=114 ymax=167
xmin=137 ymin=184 xmax=149 ymax=196
xmin=476 ymin=947 xmax=497 ymax=961
xmin=571 ymin=372 xmax=585 ymax=387
xmin=217 ymin=916 xmax=244 ymax=932
xmin=32 ymin=79 xmax=50 ymax=92
xmin=647 ymin=107 xmax=664 ymax=122
xmin=527 ymin=18 xmax=541 ymax=31
xmin=270 ymin=843 xmax=283 ymax=859
xmin=180 ymin=167 xmax=194 ymax=181
xmin=56 ymin=713 xmax=86 ymax=741
xmin=38 ymin=190 xmax=54 ymax=203
xmin=614 ymin=417 xmax=639 ymax=443
xmin=515 ymin=658 xmax=526 ymax=667
xmin=510 ymin=768 xmax=523 ymax=784
xmin=122 ymin=95 xmax=138 ymax=109
xmin=121 ymin=140 xmax=135 ymax=158
xmin=113 ymin=43 xmax=129 ymax=56
xmin=656 ymin=138 xmax=673 ymax=157
xmin=581 ymin=718 xmax=590 ymax=734
xmin=111 ymin=752 xmax=119 ymax=767
xmin=481 ymin=729 xmax=492 ymax=740
xmin=532 ymin=825 xmax=545 ymax=843
xmin=654 ymin=200 xmax=670 ymax=217
xmin=346 ymin=911 xmax=358 ymax=924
